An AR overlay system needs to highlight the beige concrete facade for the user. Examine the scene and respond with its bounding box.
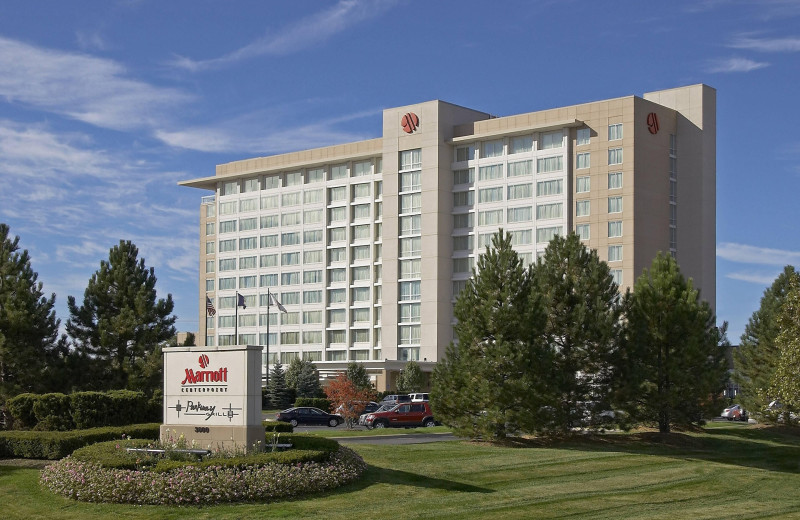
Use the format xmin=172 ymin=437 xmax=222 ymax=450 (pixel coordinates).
xmin=180 ymin=84 xmax=716 ymax=391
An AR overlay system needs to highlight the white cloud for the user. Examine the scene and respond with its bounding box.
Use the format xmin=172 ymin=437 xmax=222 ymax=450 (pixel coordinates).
xmin=717 ymin=242 xmax=800 ymax=266
xmin=0 ymin=36 xmax=192 ymax=131
xmin=726 ymin=271 xmax=783 ymax=285
xmin=170 ymin=0 xmax=398 ymax=72
xmin=729 ymin=35 xmax=800 ymax=52
xmin=707 ymin=57 xmax=769 ymax=73
xmin=76 ymin=31 xmax=107 ymax=51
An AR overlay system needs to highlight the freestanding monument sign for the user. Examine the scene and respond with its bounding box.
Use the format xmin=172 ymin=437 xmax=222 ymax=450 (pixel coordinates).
xmin=161 ymin=344 xmax=263 ymax=451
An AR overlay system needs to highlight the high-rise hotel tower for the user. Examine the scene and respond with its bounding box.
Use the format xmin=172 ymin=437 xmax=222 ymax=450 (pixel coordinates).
xmin=179 ymin=84 xmax=716 ymax=390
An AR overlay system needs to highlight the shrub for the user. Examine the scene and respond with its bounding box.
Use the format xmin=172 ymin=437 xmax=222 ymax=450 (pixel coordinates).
xmin=106 ymin=390 xmax=149 ymax=425
xmin=33 ymin=393 xmax=73 ymax=431
xmin=294 ymin=397 xmax=331 ymax=412
xmin=263 ymin=421 xmax=293 ymax=433
xmin=0 ymin=423 xmax=159 ymax=459
xmin=5 ymin=393 xmax=39 ymax=430
xmin=70 ymin=392 xmax=113 ymax=429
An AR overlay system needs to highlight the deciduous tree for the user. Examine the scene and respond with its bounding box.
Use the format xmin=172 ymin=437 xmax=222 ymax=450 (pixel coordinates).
xmin=345 ymin=361 xmax=373 ymax=391
xmin=618 ymin=253 xmax=727 ymax=433
xmin=768 ymin=274 xmax=800 ymax=423
xmin=66 ymin=240 xmax=176 ymax=392
xmin=325 ymin=373 xmax=376 ymax=428
xmin=396 ymin=361 xmax=424 ymax=393
xmin=285 ymin=357 xmax=321 ymax=398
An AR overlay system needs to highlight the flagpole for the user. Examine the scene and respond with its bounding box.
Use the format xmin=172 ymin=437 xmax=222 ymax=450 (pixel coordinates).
xmin=235 ymin=291 xmax=239 ymax=345
xmin=204 ymin=294 xmax=208 ymax=346
xmin=266 ymin=288 xmax=270 ymax=389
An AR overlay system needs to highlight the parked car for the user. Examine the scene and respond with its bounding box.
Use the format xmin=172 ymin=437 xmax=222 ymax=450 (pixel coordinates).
xmin=409 ymin=393 xmax=430 ymax=402
xmin=721 ymin=404 xmax=748 ymax=421
xmin=275 ymin=407 xmax=341 ymax=427
xmin=380 ymin=394 xmax=411 ymax=406
xmin=334 ymin=401 xmax=381 ymax=417
xmin=364 ymin=401 xmax=437 ymax=429
xmin=766 ymin=400 xmax=797 ymax=422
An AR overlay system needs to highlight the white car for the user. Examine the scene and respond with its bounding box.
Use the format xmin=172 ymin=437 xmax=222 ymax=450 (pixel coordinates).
xmin=721 ymin=404 xmax=747 ymax=421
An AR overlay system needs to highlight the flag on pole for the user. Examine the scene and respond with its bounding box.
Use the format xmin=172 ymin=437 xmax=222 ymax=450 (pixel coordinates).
xmin=206 ymin=296 xmax=216 ymax=316
xmin=237 ymin=293 xmax=247 ymax=309
xmin=269 ymin=293 xmax=288 ymax=313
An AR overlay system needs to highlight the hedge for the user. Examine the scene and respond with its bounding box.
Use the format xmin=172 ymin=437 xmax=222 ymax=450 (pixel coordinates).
xmin=263 ymin=421 xmax=293 ymax=433
xmin=5 ymin=390 xmax=159 ymax=431
xmin=0 ymin=423 xmax=160 ymax=459
xmin=294 ymin=397 xmax=331 ymax=412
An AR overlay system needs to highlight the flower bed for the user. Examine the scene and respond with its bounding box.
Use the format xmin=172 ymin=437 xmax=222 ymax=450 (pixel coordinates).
xmin=40 ymin=436 xmax=366 ymax=505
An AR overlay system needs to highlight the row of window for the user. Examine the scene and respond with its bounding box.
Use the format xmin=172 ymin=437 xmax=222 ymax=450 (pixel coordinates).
xmin=218 ymin=159 xmax=382 ymax=196
xmin=453 ymin=156 xmax=563 ymax=184
xmin=576 ymin=148 xmax=623 ymax=170
xmin=576 ymin=124 xmax=623 ymax=146
xmin=454 ymin=131 xmax=565 ymax=162
xmin=574 ymin=197 xmax=624 ymax=217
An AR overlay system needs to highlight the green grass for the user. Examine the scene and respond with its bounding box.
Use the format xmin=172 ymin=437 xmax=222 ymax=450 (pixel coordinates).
xmin=3 ymin=424 xmax=800 ymax=519
xmin=316 ymin=425 xmax=452 ymax=437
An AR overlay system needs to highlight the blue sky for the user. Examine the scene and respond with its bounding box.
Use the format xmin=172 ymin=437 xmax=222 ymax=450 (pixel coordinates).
xmin=0 ymin=0 xmax=798 ymax=342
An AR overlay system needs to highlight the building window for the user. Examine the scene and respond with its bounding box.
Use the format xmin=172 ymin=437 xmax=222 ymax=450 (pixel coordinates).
xmin=304 ymin=189 xmax=324 ymax=204
xmin=576 ymin=224 xmax=590 ymax=240
xmin=455 ymin=145 xmax=475 ymax=162
xmin=576 ymin=176 xmax=590 ymax=193
xmin=608 ymin=124 xmax=623 ymax=141
xmin=330 ymin=164 xmax=348 ymax=180
xmin=608 ymin=172 xmax=623 ymax=189
xmin=239 ymin=237 xmax=258 ymax=250
xmin=507 ymin=183 xmax=533 ymax=200
xmin=282 ymin=252 xmax=300 ymax=265
xmin=509 ymin=135 xmax=533 ymax=154
xmin=453 ymin=168 xmax=474 ymax=185
xmin=219 ymin=277 xmax=235 ymax=290
xmin=608 ymin=221 xmax=623 ymax=238
xmin=482 ymin=139 xmax=504 ymax=158
xmin=507 ymin=160 xmax=533 ymax=178
xmin=205 ymin=223 xmax=216 ymax=236
xmin=510 ymin=229 xmax=532 ymax=246
xmin=453 ymin=235 xmax=473 ymax=251
xmin=221 ymin=181 xmax=238 ymax=196
xmin=610 ymin=269 xmax=623 ymax=286
xmin=205 ymin=278 xmax=215 ymax=292
xmin=608 ymin=148 xmax=623 ymax=165
xmin=536 ymin=203 xmax=563 ymax=220
xmin=537 ymin=226 xmax=562 ymax=244
xmin=576 ymin=200 xmax=590 ymax=217
xmin=284 ymin=171 xmax=301 ymax=187
xmin=329 ymin=186 xmax=346 ymax=203
xmin=219 ymin=201 xmax=236 ymax=215
xmin=260 ymin=234 xmax=278 ymax=248
xmin=239 ymin=276 xmax=257 ymax=289
xmin=399 ymin=171 xmax=421 ymax=193
xmin=608 ymin=245 xmax=622 ymax=262
xmin=353 ymin=160 xmax=372 ymax=177
xmin=453 ymin=190 xmax=474 ymax=207
xmin=536 ymin=179 xmax=563 ymax=197
xmin=399 ymin=303 xmax=421 ymax=323
xmin=280 ymin=212 xmax=300 ymax=227
xmin=541 ymin=131 xmax=563 ymax=149
xmin=399 ymin=325 xmax=421 ymax=345
xmin=536 ymin=156 xmax=563 ymax=174
xmin=353 ymin=204 xmax=371 ymax=220
xmin=240 ymin=256 xmax=256 ymax=270
xmin=281 ymin=192 xmax=301 ymax=207
xmin=262 ymin=174 xmax=281 ymax=190
xmin=219 ymin=220 xmax=236 ymax=234
xmin=400 ymin=237 xmax=422 ymax=256
xmin=352 ymin=245 xmax=371 ymax=261
xmin=281 ymin=232 xmax=300 ymax=246
xmin=303 ymin=310 xmax=322 ymax=324
xmin=281 ymin=272 xmax=299 ymax=285
xmin=352 ymin=224 xmax=370 ymax=241
xmin=478 ymin=209 xmax=503 ymax=226
xmin=351 ymin=287 xmax=370 ymax=303
xmin=399 ymin=281 xmax=421 ymax=301
xmin=219 ymin=239 xmax=236 ymax=253
xmin=259 ymin=274 xmax=278 ymax=287
xmin=478 ymin=164 xmax=503 ymax=181
xmin=478 ymin=187 xmax=503 ymax=203
xmin=240 ymin=198 xmax=258 ymax=213
xmin=219 ymin=258 xmax=236 ymax=271
xmin=452 ymin=257 xmax=474 ymax=274
xmin=303 ymin=250 xmax=322 ymax=264
xmin=400 ymin=215 xmax=421 ymax=235
xmin=453 ymin=213 xmax=474 ymax=229
xmin=507 ymin=206 xmax=533 ymax=223
xmin=399 ymin=149 xmax=422 ymax=171
xmin=352 ymin=183 xmax=371 ymax=199
xmin=608 ymin=196 xmax=623 ymax=214
xmin=351 ymin=265 xmax=371 ymax=281
xmin=576 ymin=153 xmax=590 ymax=169
xmin=306 ymin=168 xmax=324 ymax=184
xmin=260 ymin=215 xmax=279 ymax=229
xmin=399 ymin=259 xmax=421 ymax=279
xmin=577 ymin=128 xmax=591 ymax=146
xmin=400 ymin=193 xmax=422 ymax=213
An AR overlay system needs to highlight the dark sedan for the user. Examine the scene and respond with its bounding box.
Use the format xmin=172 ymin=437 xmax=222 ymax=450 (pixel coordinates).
xmin=275 ymin=407 xmax=342 ymax=427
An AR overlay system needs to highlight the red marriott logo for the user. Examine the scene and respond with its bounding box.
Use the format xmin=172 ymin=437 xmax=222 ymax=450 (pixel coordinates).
xmin=401 ymin=112 xmax=419 ymax=134
xmin=181 ymin=355 xmax=228 ymax=385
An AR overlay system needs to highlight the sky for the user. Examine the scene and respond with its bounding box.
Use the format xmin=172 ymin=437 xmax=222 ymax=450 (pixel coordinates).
xmin=0 ymin=0 xmax=799 ymax=342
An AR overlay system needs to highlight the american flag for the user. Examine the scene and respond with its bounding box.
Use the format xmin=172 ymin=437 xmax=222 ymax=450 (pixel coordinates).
xmin=206 ymin=296 xmax=216 ymax=316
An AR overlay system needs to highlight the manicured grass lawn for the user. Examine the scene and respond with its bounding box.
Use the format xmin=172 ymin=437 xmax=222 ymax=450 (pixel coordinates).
xmin=2 ymin=424 xmax=800 ymax=519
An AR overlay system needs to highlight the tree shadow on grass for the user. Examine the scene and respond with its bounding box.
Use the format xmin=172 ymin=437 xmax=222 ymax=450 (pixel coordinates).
xmin=342 ymin=464 xmax=494 ymax=494
xmin=485 ymin=427 xmax=800 ymax=474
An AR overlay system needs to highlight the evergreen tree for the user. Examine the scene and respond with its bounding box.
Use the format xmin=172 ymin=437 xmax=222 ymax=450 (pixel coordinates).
xmin=0 ymin=224 xmax=64 ymax=397
xmin=267 ymin=362 xmax=294 ymax=409
xmin=533 ymin=233 xmax=621 ymax=432
xmin=345 ymin=361 xmax=373 ymax=391
xmin=734 ymin=266 xmax=798 ymax=413
xmin=285 ymin=357 xmax=304 ymax=391
xmin=432 ymin=230 xmax=547 ymax=439
xmin=618 ymin=253 xmax=727 ymax=433
xmin=183 ymin=332 xmax=196 ymax=346
xmin=66 ymin=240 xmax=176 ymax=392
xmin=296 ymin=362 xmax=323 ymax=398
xmin=396 ymin=361 xmax=424 ymax=393
xmin=768 ymin=274 xmax=800 ymax=423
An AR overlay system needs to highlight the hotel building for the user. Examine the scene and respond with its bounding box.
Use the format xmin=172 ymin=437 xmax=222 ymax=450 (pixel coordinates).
xmin=179 ymin=84 xmax=716 ymax=390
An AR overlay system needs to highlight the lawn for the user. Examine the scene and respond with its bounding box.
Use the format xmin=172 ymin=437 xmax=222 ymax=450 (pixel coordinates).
xmin=2 ymin=424 xmax=800 ymax=519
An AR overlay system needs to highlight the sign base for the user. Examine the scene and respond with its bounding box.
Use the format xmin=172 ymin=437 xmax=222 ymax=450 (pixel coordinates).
xmin=160 ymin=424 xmax=266 ymax=453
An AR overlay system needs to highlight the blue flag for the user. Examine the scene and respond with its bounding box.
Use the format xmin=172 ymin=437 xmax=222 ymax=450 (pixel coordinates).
xmin=237 ymin=293 xmax=246 ymax=309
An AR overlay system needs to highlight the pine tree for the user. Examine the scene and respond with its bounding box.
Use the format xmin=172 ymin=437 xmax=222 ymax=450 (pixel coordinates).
xmin=66 ymin=240 xmax=176 ymax=392
xmin=533 ymin=233 xmax=621 ymax=432
xmin=619 ymin=253 xmax=727 ymax=433
xmin=267 ymin=362 xmax=294 ymax=409
xmin=768 ymin=274 xmax=800 ymax=423
xmin=0 ymin=224 xmax=64 ymax=397
xmin=285 ymin=357 xmax=321 ymax=398
xmin=432 ymin=230 xmax=547 ymax=439
xmin=734 ymin=266 xmax=798 ymax=413
xmin=397 ymin=361 xmax=424 ymax=393
xmin=345 ymin=361 xmax=373 ymax=391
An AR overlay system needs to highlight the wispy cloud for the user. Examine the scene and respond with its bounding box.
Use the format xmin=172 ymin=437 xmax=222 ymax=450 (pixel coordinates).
xmin=726 ymin=271 xmax=784 ymax=285
xmin=170 ymin=0 xmax=398 ymax=72
xmin=0 ymin=36 xmax=192 ymax=132
xmin=707 ymin=57 xmax=769 ymax=73
xmin=717 ymin=242 xmax=800 ymax=266
xmin=729 ymin=35 xmax=800 ymax=52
